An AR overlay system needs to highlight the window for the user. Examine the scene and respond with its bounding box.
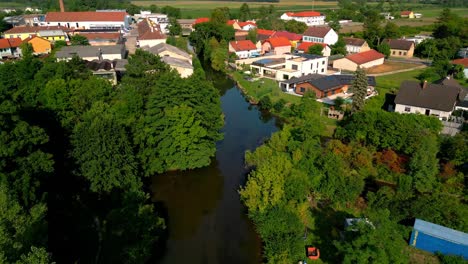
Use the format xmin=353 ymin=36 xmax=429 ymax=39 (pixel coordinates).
xmin=292 ymin=64 xmax=298 ymax=70
xmin=392 ymin=51 xmax=395 ymax=55
xmin=403 ymin=52 xmax=407 ymax=55
xmin=399 ymin=51 xmax=402 ymax=55
xmin=58 ymin=23 xmax=61 ymax=26
xmin=283 ymin=74 xmax=289 ymax=80
xmin=404 ymin=107 xmax=411 ymax=112
xmin=322 ymin=61 xmax=325 ymax=65
xmin=300 ymin=87 xmax=306 ymax=93
xmin=321 ymin=68 xmax=324 ymax=73
xmin=76 ymin=23 xmax=79 ymax=27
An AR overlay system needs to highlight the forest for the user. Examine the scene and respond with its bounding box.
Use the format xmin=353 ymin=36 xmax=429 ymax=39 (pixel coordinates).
xmin=0 ymin=47 xmax=223 ymax=263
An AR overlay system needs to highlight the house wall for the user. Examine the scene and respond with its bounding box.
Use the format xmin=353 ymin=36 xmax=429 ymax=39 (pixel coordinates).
xmin=346 ymin=42 xmax=370 ymax=54
xmin=170 ymin=65 xmax=193 ymax=78
xmin=286 ymin=57 xmax=328 ymax=75
xmin=29 ymin=38 xmax=52 ymax=54
xmin=360 ymin=57 xmax=385 ymax=69
xmin=409 ymin=230 xmax=468 ymax=258
xmin=4 ymin=32 xmax=33 ymax=40
xmin=395 ymin=104 xmax=452 ymax=119
xmin=40 ymin=35 xmax=67 ymax=42
xmin=390 ymin=46 xmax=414 ymax=58
xmin=280 ymin=14 xmax=326 ymax=26
xmin=159 ymin=50 xmax=191 ymax=63
xmin=322 ymin=46 xmax=331 ymax=57
xmin=323 ymin=30 xmax=338 ymax=45
xmin=333 ymin=58 xmax=358 ymax=71
xmin=294 ymin=82 xmax=345 ymax=98
xmin=302 ymin=36 xmax=324 ymax=43
xmin=0 ymin=48 xmax=13 ymax=57
xmin=138 ymin=38 xmax=166 ymax=48
xmin=273 ymin=45 xmax=291 ymax=55
xmin=275 ymin=70 xmax=302 ymax=81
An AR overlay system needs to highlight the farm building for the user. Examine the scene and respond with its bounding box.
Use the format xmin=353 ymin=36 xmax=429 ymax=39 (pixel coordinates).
xmin=409 ymin=219 xmax=468 ymax=259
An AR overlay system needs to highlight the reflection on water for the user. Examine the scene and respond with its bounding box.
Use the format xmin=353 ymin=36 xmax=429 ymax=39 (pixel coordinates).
xmin=152 ymin=87 xmax=279 ymax=264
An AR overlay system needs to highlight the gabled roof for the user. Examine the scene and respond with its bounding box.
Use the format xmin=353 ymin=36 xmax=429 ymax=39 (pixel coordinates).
xmin=0 ymin=38 xmax=22 ymax=49
xmin=142 ymin=43 xmax=191 ymax=60
xmin=285 ymin=11 xmax=322 ymax=17
xmin=452 ymin=58 xmax=468 ymax=68
xmin=162 ymin=56 xmax=193 ymax=69
xmin=229 ymin=40 xmax=257 ymax=51
xmin=273 ymin=31 xmax=302 ymax=41
xmin=238 ymin=21 xmax=256 ymax=28
xmin=79 ymin=32 xmax=121 ymax=41
xmin=395 ymin=80 xmax=461 ymax=111
xmin=46 ymin=11 xmax=128 ymax=22
xmin=413 ymin=219 xmax=468 ymax=246
xmin=435 ymin=77 xmax=463 ymax=88
xmin=303 ymin=26 xmax=332 ymax=38
xmin=309 ymin=74 xmax=376 ymax=91
xmin=137 ymin=19 xmax=166 ymax=40
xmin=343 ymin=37 xmax=367 ymax=46
xmin=4 ymin=25 xmax=69 ymax=34
xmin=55 ymin=44 xmax=125 ymax=59
xmin=264 ymin=37 xmax=291 ymax=48
xmin=193 ymin=17 xmax=209 ymax=25
xmin=257 ymin=29 xmax=276 ymax=36
xmin=385 ymin=39 xmax=414 ymax=50
xmin=227 ymin=20 xmax=237 ymax=25
xmin=345 ymin=49 xmax=385 ymax=65
xmin=401 ymin=11 xmax=413 ymax=15
xmin=297 ymin=42 xmax=328 ymax=51
xmin=23 ymin=36 xmax=49 ymax=44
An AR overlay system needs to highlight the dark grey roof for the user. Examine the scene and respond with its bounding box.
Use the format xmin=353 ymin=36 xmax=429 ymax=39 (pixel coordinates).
xmin=395 ymin=81 xmax=460 ymax=112
xmin=161 ymin=56 xmax=193 ymax=69
xmin=282 ymin=73 xmax=323 ymax=84
xmin=435 ymin=77 xmax=463 ymax=88
xmin=385 ymin=39 xmax=414 ymax=50
xmin=281 ymin=74 xmax=376 ymax=89
xmin=85 ymin=58 xmax=128 ymax=71
xmin=335 ymin=75 xmax=376 ymax=87
xmin=55 ymin=44 xmax=125 ymax=59
xmin=297 ymin=53 xmax=323 ymax=60
xmin=309 ymin=75 xmax=342 ymax=91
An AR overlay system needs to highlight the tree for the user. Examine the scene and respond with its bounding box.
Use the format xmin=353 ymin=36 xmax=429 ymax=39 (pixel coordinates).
xmin=363 ymin=9 xmax=383 ymax=47
xmin=383 ymin=22 xmax=401 ymax=39
xmin=307 ymin=44 xmax=324 ymax=55
xmin=210 ymin=7 xmax=230 ymax=25
xmin=72 ymin=102 xmax=142 ymax=193
xmin=168 ymin=17 xmax=181 ymax=36
xmin=70 ymin=34 xmax=89 ymax=46
xmin=161 ymin=6 xmax=181 ymax=18
xmin=377 ymin=42 xmax=391 ymax=58
xmin=239 ymin=3 xmax=251 ymax=21
xmin=247 ymin=28 xmax=257 ymax=43
xmin=331 ymin=36 xmax=347 ymax=55
xmin=284 ymin=20 xmax=307 ymax=34
xmin=351 ymin=67 xmax=368 ymax=113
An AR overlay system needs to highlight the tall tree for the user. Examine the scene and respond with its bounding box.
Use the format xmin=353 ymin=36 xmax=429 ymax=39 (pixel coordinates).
xmin=70 ymin=34 xmax=90 ymax=46
xmin=351 ymin=67 xmax=368 ymax=113
xmin=331 ymin=36 xmax=347 ymax=55
xmin=363 ymin=9 xmax=383 ymax=47
xmin=307 ymin=44 xmax=324 ymax=55
xmin=168 ymin=17 xmax=181 ymax=36
xmin=239 ymin=3 xmax=251 ymax=21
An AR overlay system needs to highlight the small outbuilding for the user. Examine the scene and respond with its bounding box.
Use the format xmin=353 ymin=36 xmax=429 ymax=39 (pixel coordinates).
xmin=410 ymin=219 xmax=468 ymax=259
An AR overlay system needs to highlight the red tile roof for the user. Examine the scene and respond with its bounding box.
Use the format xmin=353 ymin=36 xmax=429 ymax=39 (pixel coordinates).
xmin=303 ymin=26 xmax=332 ymax=38
xmin=227 ymin=20 xmax=237 ymax=25
xmin=264 ymin=37 xmax=291 ymax=48
xmin=273 ymin=31 xmax=302 ymax=41
xmin=46 ymin=11 xmax=128 ymax=22
xmin=4 ymin=25 xmax=69 ymax=34
xmin=257 ymin=29 xmax=276 ymax=36
xmin=452 ymin=58 xmax=468 ymax=68
xmin=345 ymin=49 xmax=385 ymax=65
xmin=137 ymin=19 xmax=166 ymax=40
xmin=229 ymin=40 xmax=257 ymax=51
xmin=193 ymin=17 xmax=210 ymax=25
xmin=0 ymin=38 xmax=22 ymax=49
xmin=79 ymin=32 xmax=121 ymax=41
xmin=401 ymin=11 xmax=413 ymax=16
xmin=238 ymin=21 xmax=256 ymax=27
xmin=297 ymin=42 xmax=327 ymax=51
xmin=287 ymin=11 xmax=322 ymax=17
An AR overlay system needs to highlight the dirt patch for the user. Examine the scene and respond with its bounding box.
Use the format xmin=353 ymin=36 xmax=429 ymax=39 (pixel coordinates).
xmin=366 ymin=61 xmax=421 ymax=74
xmin=340 ymin=18 xmax=436 ymax=34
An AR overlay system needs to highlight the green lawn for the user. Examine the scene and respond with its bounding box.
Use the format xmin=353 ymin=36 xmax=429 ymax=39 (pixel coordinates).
xmin=231 ymin=71 xmax=302 ymax=104
xmin=365 ymin=68 xmax=425 ymax=111
xmin=418 ymin=8 xmax=468 ymax=18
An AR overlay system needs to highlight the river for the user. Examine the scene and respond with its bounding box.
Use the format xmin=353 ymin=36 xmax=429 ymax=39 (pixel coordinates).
xmin=151 ymin=77 xmax=279 ymax=264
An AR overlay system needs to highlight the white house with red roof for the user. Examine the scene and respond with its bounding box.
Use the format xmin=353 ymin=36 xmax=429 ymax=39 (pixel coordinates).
xmin=0 ymin=38 xmax=22 ymax=58
xmin=332 ymin=49 xmax=385 ymax=72
xmin=237 ymin=21 xmax=257 ymax=31
xmin=280 ymin=11 xmax=326 ymax=26
xmin=262 ymin=37 xmax=292 ymax=55
xmin=229 ymin=40 xmax=260 ymax=59
xmin=136 ymin=18 xmax=167 ymax=48
xmin=296 ymin=42 xmax=331 ymax=57
xmin=45 ymin=11 xmax=131 ymax=30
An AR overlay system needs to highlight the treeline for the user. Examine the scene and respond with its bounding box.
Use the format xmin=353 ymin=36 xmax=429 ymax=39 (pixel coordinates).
xmin=241 ymin=91 xmax=467 ymax=263
xmin=0 ymin=47 xmax=223 ymax=263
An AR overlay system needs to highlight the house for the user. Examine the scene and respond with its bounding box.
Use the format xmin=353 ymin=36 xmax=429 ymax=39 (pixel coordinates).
xmin=458 ymin=47 xmax=468 ymax=58
xmin=302 ymin=26 xmax=338 ymax=45
xmin=45 ymin=11 xmax=131 ymax=30
xmin=23 ymin=36 xmax=52 ymax=54
xmin=141 ymin=43 xmax=193 ymax=78
xmin=78 ymin=32 xmax=122 ymax=46
xmin=400 ymin=11 xmax=415 ymax=18
xmin=250 ymin=53 xmax=328 ymax=81
xmin=0 ymin=38 xmax=22 ymax=58
xmin=136 ymin=18 xmax=167 ymax=48
xmin=272 ymin=31 xmax=302 ymax=48
xmin=55 ymin=44 xmax=126 ymax=61
xmin=234 ymin=31 xmax=248 ymax=41
xmin=409 ymin=219 xmax=468 ymax=259
xmin=256 ymin=29 xmax=276 ymax=41
xmin=394 ymin=80 xmax=462 ymax=120
xmin=22 ymin=14 xmax=45 ymax=26
xmin=177 ymin=19 xmax=196 ymax=36
xmin=280 ymin=11 xmax=326 ymax=26
xmin=296 ymin=42 xmax=331 ymax=57
xmin=280 ymin=73 xmax=376 ymax=98
xmin=451 ymin=58 xmax=468 ymax=78
xmin=192 ymin=17 xmax=210 ymax=26
xmin=229 ymin=40 xmax=260 ymax=59
xmin=86 ymin=59 xmax=119 ymax=85
xmin=3 ymin=25 xmax=69 ymax=40
xmin=385 ymin=39 xmax=415 ymax=58
xmin=238 ymin=21 xmax=257 ymax=31
xmin=227 ymin=20 xmax=241 ymax=30
xmin=145 ymin=13 xmax=170 ymax=33
xmin=343 ymin=37 xmax=370 ymax=54
xmin=403 ymin=34 xmax=432 ymax=45
xmin=332 ymin=49 xmax=385 ymax=72
xmin=262 ymin=37 xmax=291 ymax=55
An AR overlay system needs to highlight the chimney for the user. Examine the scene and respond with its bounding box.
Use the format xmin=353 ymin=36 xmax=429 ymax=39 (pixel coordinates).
xmin=422 ymin=80 xmax=428 ymax=90
xmin=59 ymin=0 xmax=65 ymax=12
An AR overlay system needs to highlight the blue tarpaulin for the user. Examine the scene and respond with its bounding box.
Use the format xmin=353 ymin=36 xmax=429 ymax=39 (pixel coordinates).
xmin=409 ymin=219 xmax=468 ymax=259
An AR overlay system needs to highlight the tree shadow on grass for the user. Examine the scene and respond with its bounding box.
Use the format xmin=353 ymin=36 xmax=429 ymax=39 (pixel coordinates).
xmin=382 ymin=93 xmax=396 ymax=111
xmin=309 ymin=206 xmax=354 ymax=263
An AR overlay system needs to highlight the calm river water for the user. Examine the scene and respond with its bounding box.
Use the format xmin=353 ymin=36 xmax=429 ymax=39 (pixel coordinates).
xmin=151 ymin=77 xmax=279 ymax=264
